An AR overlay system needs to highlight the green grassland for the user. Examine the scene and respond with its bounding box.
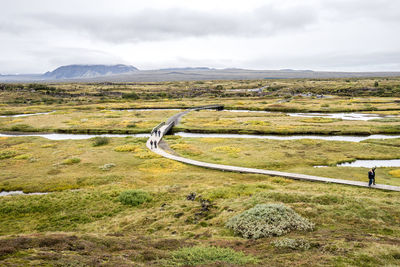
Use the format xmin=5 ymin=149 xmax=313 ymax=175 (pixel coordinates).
xmin=1 ymin=97 xmax=400 ymax=135
xmin=178 ymin=109 xmax=400 ymax=135
xmin=0 ymin=109 xmax=177 ymax=134
xmin=1 ymin=136 xmax=400 ymax=266
xmin=166 ymin=136 xmax=400 ymax=186
xmin=1 ymin=77 xmax=400 ymax=116
xmin=2 ymin=96 xmax=400 ymax=117
xmin=1 ymin=78 xmax=400 ymax=266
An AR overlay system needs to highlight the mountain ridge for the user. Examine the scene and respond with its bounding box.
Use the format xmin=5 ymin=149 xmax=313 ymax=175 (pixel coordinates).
xmin=42 ymin=64 xmax=138 ymax=79
xmin=0 ymin=65 xmax=400 ymax=82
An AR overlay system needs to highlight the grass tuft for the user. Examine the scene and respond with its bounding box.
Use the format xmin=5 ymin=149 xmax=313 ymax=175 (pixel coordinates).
xmin=272 ymin=238 xmax=311 ymax=250
xmin=165 ymin=246 xmax=258 ymax=266
xmin=118 ymin=190 xmax=152 ymax=206
xmin=61 ymin=158 xmax=81 ymax=165
xmin=91 ymin=137 xmax=110 ymax=147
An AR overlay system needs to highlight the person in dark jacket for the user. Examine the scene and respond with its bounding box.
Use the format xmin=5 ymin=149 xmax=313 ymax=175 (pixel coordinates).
xmin=154 ymin=140 xmax=157 ymax=149
xmin=368 ymin=167 xmax=376 ymax=186
xmin=150 ymin=140 xmax=153 ymax=149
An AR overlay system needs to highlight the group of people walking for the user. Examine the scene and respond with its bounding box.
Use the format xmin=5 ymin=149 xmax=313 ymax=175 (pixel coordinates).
xmin=150 ymin=129 xmax=162 ymax=149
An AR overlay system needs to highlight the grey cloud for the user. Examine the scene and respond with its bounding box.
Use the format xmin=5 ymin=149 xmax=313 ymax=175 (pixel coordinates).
xmin=0 ymin=47 xmax=124 ymax=73
xmin=245 ymin=50 xmax=400 ymax=71
xmin=324 ymin=0 xmax=400 ymax=22
xmin=29 ymin=5 xmax=318 ymax=43
xmin=28 ymin=47 xmax=125 ymax=66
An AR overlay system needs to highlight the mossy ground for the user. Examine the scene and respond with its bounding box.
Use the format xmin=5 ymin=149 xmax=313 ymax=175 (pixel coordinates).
xmin=1 ymin=135 xmax=400 ymax=266
xmin=178 ymin=109 xmax=400 ymax=135
xmin=1 ymin=79 xmax=400 ymax=266
xmin=166 ymin=136 xmax=400 ymax=186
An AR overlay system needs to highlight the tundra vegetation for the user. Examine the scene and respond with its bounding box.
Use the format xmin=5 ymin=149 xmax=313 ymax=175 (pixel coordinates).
xmin=0 ymin=78 xmax=400 ymax=266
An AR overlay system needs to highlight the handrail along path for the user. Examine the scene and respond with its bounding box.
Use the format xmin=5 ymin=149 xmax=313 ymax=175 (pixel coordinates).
xmin=146 ymin=105 xmax=400 ymax=192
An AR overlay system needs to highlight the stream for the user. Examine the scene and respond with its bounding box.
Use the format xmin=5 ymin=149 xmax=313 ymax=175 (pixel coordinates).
xmin=0 ymin=133 xmax=149 ymax=140
xmin=1 ymin=110 xmax=397 ymax=121
xmin=174 ymin=132 xmax=400 ymax=142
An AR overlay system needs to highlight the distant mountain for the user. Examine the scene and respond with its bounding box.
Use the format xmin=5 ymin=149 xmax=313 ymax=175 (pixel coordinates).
xmin=279 ymin=69 xmax=314 ymax=72
xmin=158 ymin=67 xmax=212 ymax=71
xmin=1 ymin=66 xmax=400 ymax=82
xmin=43 ymin=64 xmax=138 ymax=79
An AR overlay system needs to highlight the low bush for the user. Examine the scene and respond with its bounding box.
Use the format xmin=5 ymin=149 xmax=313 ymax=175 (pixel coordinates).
xmin=0 ymin=150 xmax=18 ymax=160
xmin=62 ymin=158 xmax=81 ymax=165
xmin=10 ymin=124 xmax=36 ymax=132
xmin=272 ymin=238 xmax=311 ymax=250
xmin=226 ymin=204 xmax=314 ymax=239
xmin=13 ymin=154 xmax=31 ymax=160
xmin=91 ymin=137 xmax=109 ymax=147
xmin=300 ymin=117 xmax=338 ymax=123
xmin=122 ymin=92 xmax=139 ymax=99
xmin=165 ymin=246 xmax=258 ymax=266
xmin=127 ymin=123 xmax=137 ymax=128
xmin=389 ymin=169 xmax=400 ymax=178
xmin=118 ymin=190 xmax=152 ymax=206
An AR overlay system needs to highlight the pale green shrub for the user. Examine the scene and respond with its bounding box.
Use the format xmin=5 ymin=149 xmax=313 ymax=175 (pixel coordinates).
xmin=272 ymin=238 xmax=311 ymax=250
xmin=226 ymin=204 xmax=314 ymax=239
xmin=99 ymin=163 xmax=116 ymax=171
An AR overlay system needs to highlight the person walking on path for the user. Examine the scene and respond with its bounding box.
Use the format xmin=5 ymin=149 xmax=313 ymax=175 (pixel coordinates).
xmin=158 ymin=130 xmax=161 ymax=137
xmin=150 ymin=140 xmax=153 ymax=149
xmin=154 ymin=140 xmax=158 ymax=149
xmin=368 ymin=167 xmax=376 ymax=187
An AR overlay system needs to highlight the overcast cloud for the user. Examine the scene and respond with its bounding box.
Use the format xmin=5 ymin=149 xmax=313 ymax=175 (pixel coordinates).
xmin=1 ymin=0 xmax=399 ymax=73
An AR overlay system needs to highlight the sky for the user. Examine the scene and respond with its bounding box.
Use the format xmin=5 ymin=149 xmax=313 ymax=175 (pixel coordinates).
xmin=1 ymin=0 xmax=400 ymax=74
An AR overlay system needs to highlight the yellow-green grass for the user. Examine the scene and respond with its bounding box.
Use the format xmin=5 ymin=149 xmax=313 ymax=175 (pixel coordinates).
xmin=2 ymin=95 xmax=400 ymax=117
xmin=177 ymin=109 xmax=400 ymax=135
xmin=2 ymin=77 xmax=400 ymax=107
xmin=165 ymin=136 xmax=400 ymax=186
xmin=1 ymin=136 xmax=400 ymax=266
xmin=0 ymin=109 xmax=179 ymax=134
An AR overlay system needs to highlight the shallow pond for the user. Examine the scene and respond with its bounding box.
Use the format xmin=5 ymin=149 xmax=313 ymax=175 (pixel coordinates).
xmin=110 ymin=108 xmax=182 ymax=112
xmin=315 ymin=159 xmax=400 ymax=168
xmin=0 ymin=111 xmax=54 ymax=118
xmin=224 ymin=110 xmax=397 ymax=120
xmin=287 ymin=112 xmax=396 ymax=121
xmin=337 ymin=159 xmax=400 ymax=168
xmin=0 ymin=133 xmax=149 ymax=140
xmin=224 ymin=109 xmax=272 ymax=113
xmin=174 ymin=132 xmax=400 ymax=142
xmin=0 ymin=191 xmax=48 ymax=197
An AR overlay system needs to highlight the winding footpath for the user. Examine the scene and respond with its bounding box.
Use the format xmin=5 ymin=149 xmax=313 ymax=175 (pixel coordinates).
xmin=146 ymin=106 xmax=400 ymax=192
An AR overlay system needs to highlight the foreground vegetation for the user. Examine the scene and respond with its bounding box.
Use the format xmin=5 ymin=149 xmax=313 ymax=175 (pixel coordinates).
xmin=1 ymin=77 xmax=400 ymax=266
xmin=0 ymin=136 xmax=400 ymax=266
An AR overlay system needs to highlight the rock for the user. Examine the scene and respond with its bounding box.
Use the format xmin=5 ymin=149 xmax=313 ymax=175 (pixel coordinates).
xmin=174 ymin=212 xmax=184 ymax=218
xmin=186 ymin=192 xmax=196 ymax=201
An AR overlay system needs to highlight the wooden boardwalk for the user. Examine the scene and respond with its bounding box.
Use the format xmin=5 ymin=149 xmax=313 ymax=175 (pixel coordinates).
xmin=147 ymin=107 xmax=400 ymax=192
